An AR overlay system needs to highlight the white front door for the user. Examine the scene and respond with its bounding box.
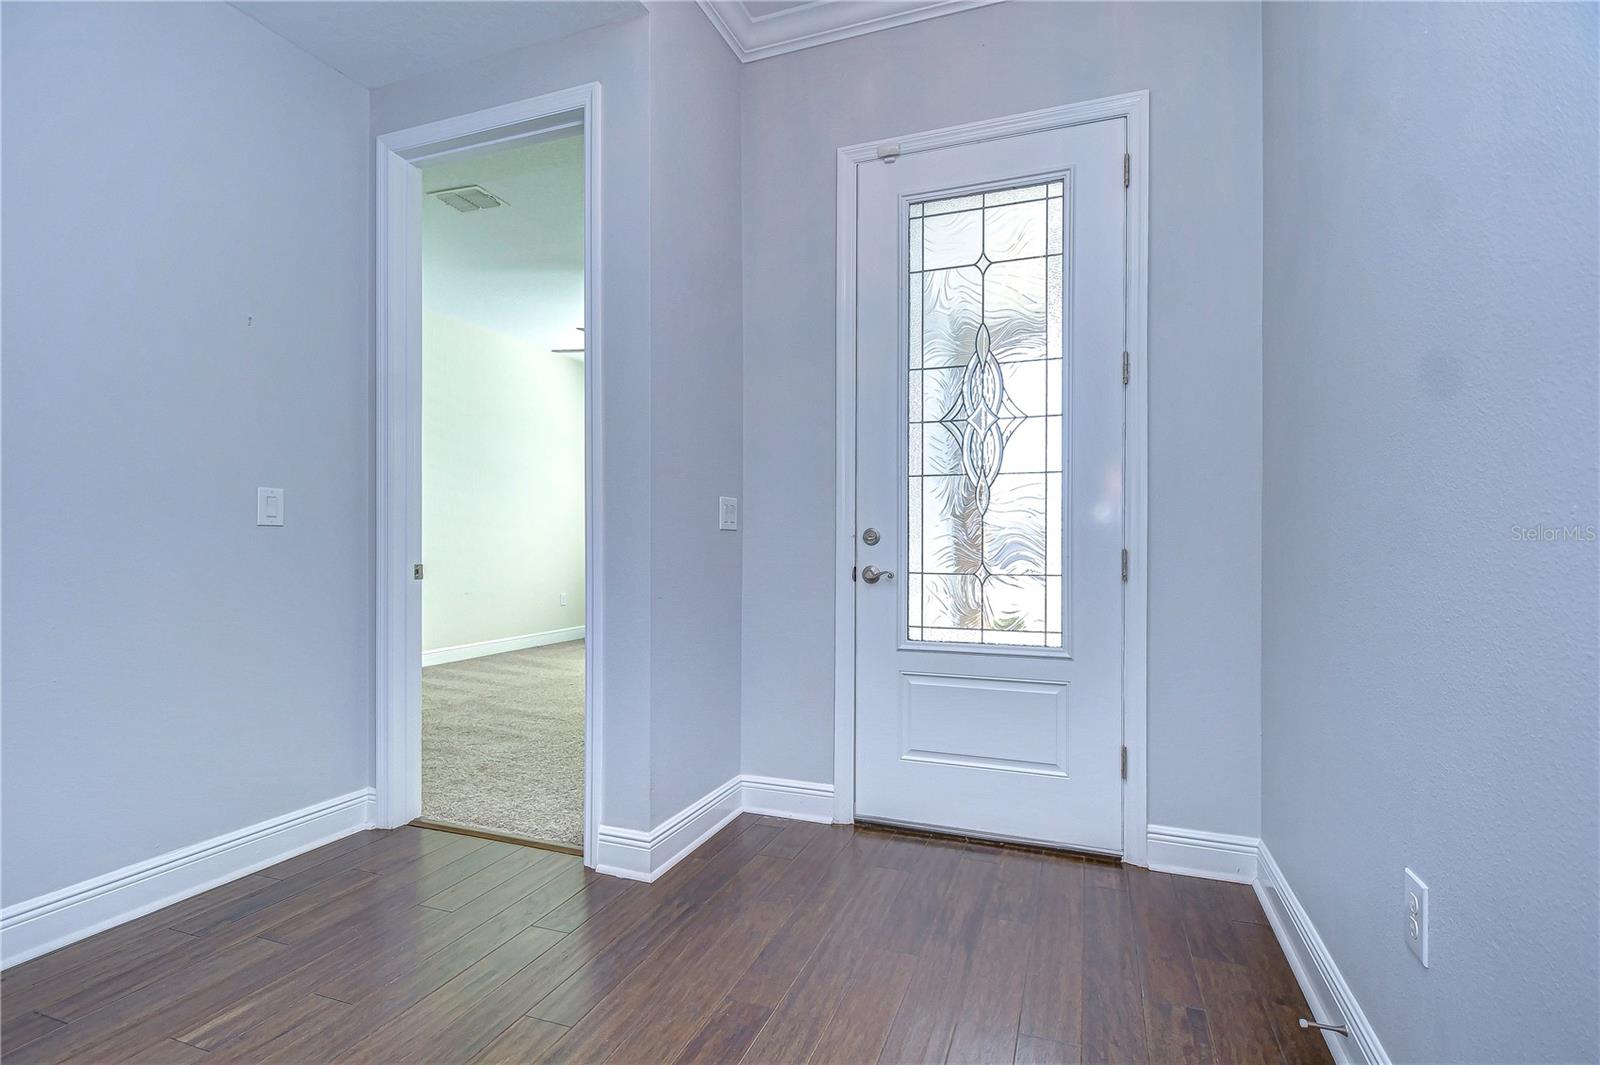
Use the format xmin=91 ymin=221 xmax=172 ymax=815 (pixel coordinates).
xmin=853 ymin=117 xmax=1127 ymax=854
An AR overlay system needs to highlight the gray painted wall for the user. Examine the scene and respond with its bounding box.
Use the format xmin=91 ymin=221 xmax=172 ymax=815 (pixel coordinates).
xmin=646 ymin=2 xmax=745 ymax=822
xmin=2 ymin=2 xmax=743 ymax=909
xmin=1261 ymin=4 xmax=1599 ymax=1062
xmin=739 ymin=1 xmax=1266 ymax=837
xmin=1 ymin=2 xmax=371 ymax=905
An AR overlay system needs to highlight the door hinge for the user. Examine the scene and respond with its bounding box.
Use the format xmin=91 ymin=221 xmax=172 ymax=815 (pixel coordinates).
xmin=1121 ymin=350 xmax=1130 ymax=386
xmin=413 ymin=563 xmax=424 ymax=580
xmin=1121 ymin=549 xmax=1129 ymax=582
xmin=1123 ymin=153 xmax=1131 ymax=189
xmin=1121 ymin=745 xmax=1129 ymax=779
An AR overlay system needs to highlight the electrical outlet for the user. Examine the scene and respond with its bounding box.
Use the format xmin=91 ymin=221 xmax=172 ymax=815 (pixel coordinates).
xmin=1404 ymin=868 xmax=1429 ymax=968
xmin=719 ymin=496 xmax=738 ymax=531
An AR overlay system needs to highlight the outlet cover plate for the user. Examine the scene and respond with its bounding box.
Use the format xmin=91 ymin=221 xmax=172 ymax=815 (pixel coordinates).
xmin=1404 ymin=867 xmax=1429 ymax=968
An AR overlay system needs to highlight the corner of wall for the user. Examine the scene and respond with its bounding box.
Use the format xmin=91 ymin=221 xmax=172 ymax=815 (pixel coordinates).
xmin=642 ymin=0 xmax=745 ymax=827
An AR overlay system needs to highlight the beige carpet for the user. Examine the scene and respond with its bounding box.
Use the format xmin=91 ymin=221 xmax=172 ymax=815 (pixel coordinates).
xmin=421 ymin=640 xmax=585 ymax=846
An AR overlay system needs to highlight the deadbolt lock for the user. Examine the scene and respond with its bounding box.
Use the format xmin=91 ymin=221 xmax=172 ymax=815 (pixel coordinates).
xmin=861 ymin=527 xmax=881 ymax=546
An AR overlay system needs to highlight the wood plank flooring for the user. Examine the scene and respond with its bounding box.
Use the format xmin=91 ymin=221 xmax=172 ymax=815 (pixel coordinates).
xmin=1 ymin=818 xmax=1333 ymax=1065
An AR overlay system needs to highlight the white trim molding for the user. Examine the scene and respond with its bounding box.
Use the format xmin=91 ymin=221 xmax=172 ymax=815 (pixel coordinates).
xmin=697 ymin=1 xmax=999 ymax=63
xmin=1256 ymin=842 xmax=1390 ymax=1065
xmin=741 ymin=776 xmax=834 ymax=823
xmin=0 ymin=790 xmax=375 ymax=970
xmin=832 ymin=92 xmax=1151 ymax=865
xmin=594 ymin=776 xmax=744 ymax=882
xmin=1147 ymin=824 xmax=1259 ymax=883
xmin=421 ymin=626 xmax=585 ymax=667
xmin=593 ymin=775 xmax=837 ymax=882
xmin=1141 ymin=829 xmax=1388 ymax=1063
xmin=375 ymin=83 xmax=604 ymax=868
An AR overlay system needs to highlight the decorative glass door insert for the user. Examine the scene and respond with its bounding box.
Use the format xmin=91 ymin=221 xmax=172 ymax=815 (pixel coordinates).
xmin=906 ymin=179 xmax=1065 ymax=648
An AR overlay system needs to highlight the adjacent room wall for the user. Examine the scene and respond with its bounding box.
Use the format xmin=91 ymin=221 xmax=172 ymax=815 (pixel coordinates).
xmin=421 ymin=311 xmax=586 ymax=654
xmin=1 ymin=2 xmax=371 ymax=905
xmin=739 ymin=1 xmax=1266 ymax=838
xmin=1261 ymin=4 xmax=1599 ymax=1062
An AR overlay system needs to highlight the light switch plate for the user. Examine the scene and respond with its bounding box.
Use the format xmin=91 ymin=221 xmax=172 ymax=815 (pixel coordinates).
xmin=1404 ymin=867 xmax=1429 ymax=967
xmin=719 ymin=496 xmax=738 ymax=531
xmin=257 ymin=487 xmax=284 ymax=527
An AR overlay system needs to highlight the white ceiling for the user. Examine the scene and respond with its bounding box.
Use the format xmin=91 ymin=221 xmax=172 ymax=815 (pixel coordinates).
xmin=698 ymin=0 xmax=999 ymax=62
xmin=422 ymin=132 xmax=585 ymax=355
xmin=232 ymin=1 xmax=642 ymax=89
xmin=234 ymin=1 xmax=993 ymax=83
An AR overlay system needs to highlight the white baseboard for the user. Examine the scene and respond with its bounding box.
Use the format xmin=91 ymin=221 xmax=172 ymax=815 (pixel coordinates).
xmin=0 ymin=788 xmax=376 ymax=970
xmin=594 ymin=774 xmax=835 ymax=883
xmin=1147 ymin=823 xmax=1259 ymax=883
xmin=422 ymin=626 xmax=585 ymax=667
xmin=1142 ymin=829 xmax=1386 ymax=1063
xmin=741 ymin=775 xmax=834 ymax=823
xmin=1255 ymin=841 xmax=1389 ymax=1065
xmin=594 ymin=776 xmax=744 ymax=882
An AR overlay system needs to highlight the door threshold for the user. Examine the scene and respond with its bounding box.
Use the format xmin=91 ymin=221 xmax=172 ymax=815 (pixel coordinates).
xmin=411 ymin=818 xmax=582 ymax=857
xmin=854 ymin=817 xmax=1123 ymax=865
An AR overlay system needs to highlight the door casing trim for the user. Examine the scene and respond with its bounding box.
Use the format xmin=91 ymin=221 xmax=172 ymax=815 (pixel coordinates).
xmin=374 ymin=83 xmax=604 ymax=865
xmin=832 ymin=90 xmax=1150 ymax=866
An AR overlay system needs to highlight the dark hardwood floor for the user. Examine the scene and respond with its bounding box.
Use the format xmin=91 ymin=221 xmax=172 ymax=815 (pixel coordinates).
xmin=1 ymin=817 xmax=1333 ymax=1064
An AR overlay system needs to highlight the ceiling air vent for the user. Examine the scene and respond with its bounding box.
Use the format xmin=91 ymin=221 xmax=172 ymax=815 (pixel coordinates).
xmin=427 ymin=184 xmax=507 ymax=212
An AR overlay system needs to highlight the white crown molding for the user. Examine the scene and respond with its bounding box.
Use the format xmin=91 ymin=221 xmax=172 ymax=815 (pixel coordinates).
xmin=697 ymin=0 xmax=1001 ymax=63
xmin=0 ymin=789 xmax=376 ymax=970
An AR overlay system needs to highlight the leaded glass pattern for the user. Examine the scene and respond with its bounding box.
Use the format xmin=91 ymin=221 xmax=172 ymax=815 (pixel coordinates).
xmin=907 ymin=180 xmax=1064 ymax=648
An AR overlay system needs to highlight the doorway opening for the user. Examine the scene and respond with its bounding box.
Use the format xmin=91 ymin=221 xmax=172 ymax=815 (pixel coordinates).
xmin=375 ymin=85 xmax=602 ymax=866
xmin=413 ymin=132 xmax=586 ymax=854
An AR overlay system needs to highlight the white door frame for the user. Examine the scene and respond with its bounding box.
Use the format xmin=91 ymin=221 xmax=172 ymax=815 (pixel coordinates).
xmin=374 ymin=84 xmax=604 ymax=865
xmin=832 ymin=90 xmax=1150 ymax=866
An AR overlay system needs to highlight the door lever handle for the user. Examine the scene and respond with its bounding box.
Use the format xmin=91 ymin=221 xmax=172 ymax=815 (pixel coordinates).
xmin=861 ymin=565 xmax=895 ymax=584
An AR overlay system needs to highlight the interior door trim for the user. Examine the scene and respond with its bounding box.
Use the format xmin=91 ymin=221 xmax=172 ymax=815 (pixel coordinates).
xmin=832 ymin=91 xmax=1151 ymax=867
xmin=374 ymin=83 xmax=604 ymax=867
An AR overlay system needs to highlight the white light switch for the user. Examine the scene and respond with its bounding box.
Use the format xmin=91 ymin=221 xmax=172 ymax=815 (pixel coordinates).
xmin=718 ymin=496 xmax=738 ymax=531
xmin=257 ymin=487 xmax=284 ymax=527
